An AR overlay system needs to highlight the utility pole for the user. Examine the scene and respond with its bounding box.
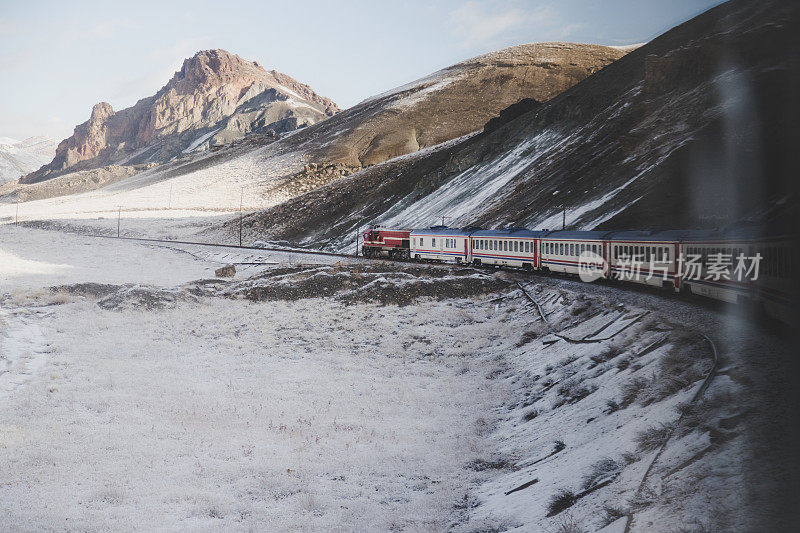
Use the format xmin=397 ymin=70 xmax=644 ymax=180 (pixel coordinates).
xmin=15 ymin=201 xmax=19 ymax=225
xmin=355 ymin=227 xmax=359 ymax=257
xmin=168 ymin=184 xmax=173 ymax=210
xmin=238 ymin=186 xmax=244 ymax=247
xmin=562 ymin=205 xmax=566 ymax=230
xmin=117 ymin=206 xmax=121 ymax=237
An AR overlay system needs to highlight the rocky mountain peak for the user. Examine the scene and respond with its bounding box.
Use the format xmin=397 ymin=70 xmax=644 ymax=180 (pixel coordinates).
xmin=169 ymin=49 xmax=259 ymax=90
xmin=90 ymin=102 xmax=114 ymax=122
xmin=23 ymin=49 xmax=339 ymax=184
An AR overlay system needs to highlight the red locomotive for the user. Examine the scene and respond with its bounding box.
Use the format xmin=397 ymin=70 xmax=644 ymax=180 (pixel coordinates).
xmin=361 ymin=227 xmax=411 ymax=259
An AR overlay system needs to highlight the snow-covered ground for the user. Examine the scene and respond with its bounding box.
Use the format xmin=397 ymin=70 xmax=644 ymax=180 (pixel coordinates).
xmin=0 ymin=139 xmax=308 ymax=233
xmin=0 ymin=224 xmax=785 ymax=531
xmin=0 ymin=136 xmax=57 ymax=184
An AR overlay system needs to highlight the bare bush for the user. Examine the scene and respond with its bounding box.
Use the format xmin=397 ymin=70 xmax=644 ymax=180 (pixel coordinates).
xmin=616 ymin=357 xmax=632 ymax=371
xmin=523 ymin=408 xmax=539 ymax=422
xmin=621 ymin=451 xmax=639 ymax=464
xmin=552 ymin=512 xmax=584 ymax=533
xmin=635 ymin=423 xmax=674 ymax=452
xmin=556 ymin=380 xmax=598 ymax=406
xmin=589 ymin=345 xmax=624 ymax=369
xmin=517 ymin=330 xmax=540 ymax=347
xmin=600 ymin=504 xmax=626 ymax=527
xmin=581 ymin=458 xmax=622 ymax=490
xmin=619 ymin=376 xmax=652 ymax=407
xmin=547 ymin=489 xmax=577 ymax=516
xmin=605 ymin=399 xmax=620 ymax=414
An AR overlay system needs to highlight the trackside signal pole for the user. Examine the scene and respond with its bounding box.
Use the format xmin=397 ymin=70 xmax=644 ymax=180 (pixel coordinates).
xmin=238 ymin=186 xmax=244 ymax=247
xmin=15 ymin=200 xmax=19 ymax=225
xmin=562 ymin=205 xmax=566 ymax=230
xmin=117 ymin=206 xmax=121 ymax=237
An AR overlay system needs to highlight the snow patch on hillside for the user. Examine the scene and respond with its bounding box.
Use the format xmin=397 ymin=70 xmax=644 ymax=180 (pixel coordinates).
xmin=182 ymin=128 xmax=221 ymax=153
xmin=377 ymin=131 xmax=562 ymax=228
xmin=0 ymin=136 xmax=57 ymax=184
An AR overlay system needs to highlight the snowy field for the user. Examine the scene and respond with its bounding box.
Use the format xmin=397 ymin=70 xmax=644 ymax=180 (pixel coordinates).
xmin=0 ymin=224 xmax=787 ymax=531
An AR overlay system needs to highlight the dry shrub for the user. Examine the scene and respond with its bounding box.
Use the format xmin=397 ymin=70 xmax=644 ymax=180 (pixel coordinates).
xmin=551 ymin=512 xmax=584 ymax=533
xmin=547 ymin=489 xmax=577 ymax=516
xmin=523 ymin=408 xmax=539 ymax=422
xmin=581 ymin=458 xmax=622 ymax=490
xmin=517 ymin=330 xmax=540 ymax=347
xmin=600 ymin=504 xmax=626 ymax=527
xmin=635 ymin=423 xmax=674 ymax=452
xmin=619 ymin=376 xmax=652 ymax=407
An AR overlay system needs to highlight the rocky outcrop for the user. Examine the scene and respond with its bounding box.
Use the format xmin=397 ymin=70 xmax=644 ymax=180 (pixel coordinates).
xmin=23 ymin=50 xmax=338 ymax=184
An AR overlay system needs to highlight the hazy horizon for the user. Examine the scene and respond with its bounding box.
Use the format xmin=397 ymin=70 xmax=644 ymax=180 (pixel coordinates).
xmin=0 ymin=0 xmax=723 ymax=141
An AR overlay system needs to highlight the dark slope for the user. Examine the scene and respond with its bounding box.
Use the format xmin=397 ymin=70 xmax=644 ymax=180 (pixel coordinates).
xmin=231 ymin=0 xmax=798 ymax=249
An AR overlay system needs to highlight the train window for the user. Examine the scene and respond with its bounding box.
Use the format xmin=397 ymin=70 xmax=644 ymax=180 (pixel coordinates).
xmin=503 ymin=241 xmax=507 ymax=252
xmin=513 ymin=241 xmax=517 ymax=252
xmin=420 ymin=238 xmax=424 ymax=247
xmin=432 ymin=238 xmax=436 ymax=247
xmin=524 ymin=242 xmax=529 ymax=253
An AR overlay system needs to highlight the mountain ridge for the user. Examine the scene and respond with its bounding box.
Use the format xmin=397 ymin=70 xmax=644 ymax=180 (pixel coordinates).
xmin=22 ymin=49 xmax=338 ymax=184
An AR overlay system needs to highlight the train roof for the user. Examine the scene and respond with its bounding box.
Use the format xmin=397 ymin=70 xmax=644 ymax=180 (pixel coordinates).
xmin=471 ymin=228 xmax=549 ymax=238
xmin=540 ymin=230 xmax=608 ymax=240
xmin=602 ymin=229 xmax=718 ymax=242
xmin=410 ymin=226 xmax=475 ymax=237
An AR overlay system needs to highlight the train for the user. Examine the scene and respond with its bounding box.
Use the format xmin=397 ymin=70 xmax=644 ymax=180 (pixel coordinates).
xmin=361 ymin=225 xmax=796 ymax=323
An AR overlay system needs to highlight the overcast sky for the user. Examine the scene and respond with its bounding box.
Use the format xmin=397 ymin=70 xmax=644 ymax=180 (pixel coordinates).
xmin=0 ymin=0 xmax=723 ymax=141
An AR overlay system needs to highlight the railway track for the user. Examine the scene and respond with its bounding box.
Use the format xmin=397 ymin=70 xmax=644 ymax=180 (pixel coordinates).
xmin=78 ymin=233 xmax=745 ymax=318
xmin=87 ymin=233 xmax=358 ymax=260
